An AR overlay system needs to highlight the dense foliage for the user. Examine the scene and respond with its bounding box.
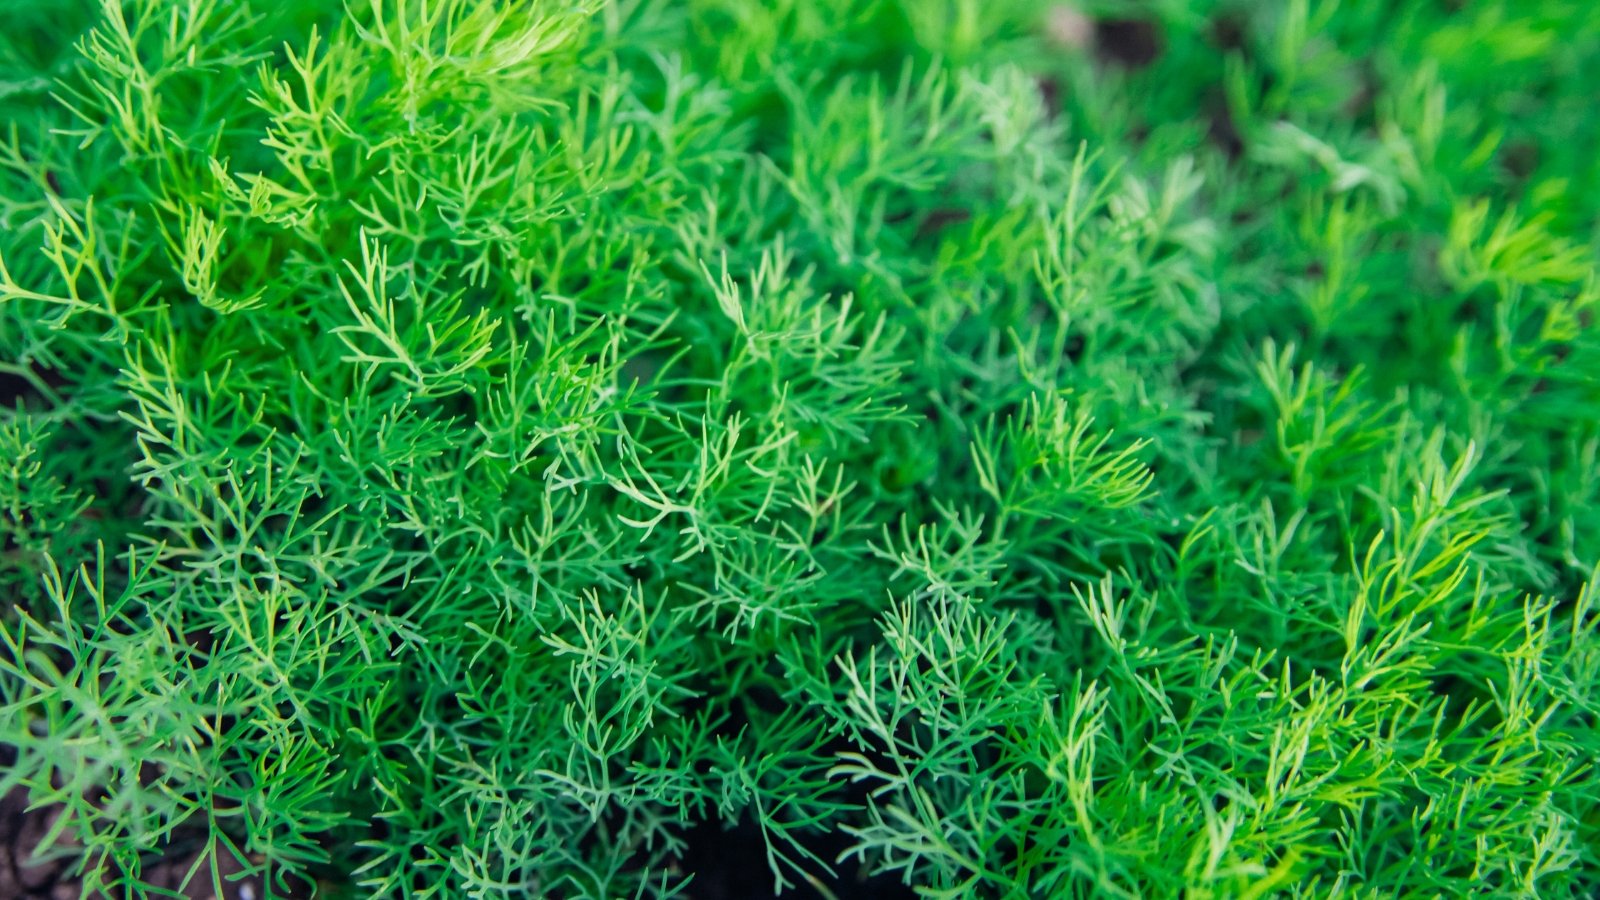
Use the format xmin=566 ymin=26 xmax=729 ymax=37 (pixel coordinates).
xmin=2 ymin=0 xmax=1598 ymax=896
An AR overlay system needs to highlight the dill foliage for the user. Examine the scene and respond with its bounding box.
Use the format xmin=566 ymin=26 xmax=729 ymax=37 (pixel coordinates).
xmin=2 ymin=0 xmax=1598 ymax=896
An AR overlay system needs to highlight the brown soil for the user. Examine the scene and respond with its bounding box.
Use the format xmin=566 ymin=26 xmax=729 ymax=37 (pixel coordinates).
xmin=0 ymin=786 xmax=267 ymax=899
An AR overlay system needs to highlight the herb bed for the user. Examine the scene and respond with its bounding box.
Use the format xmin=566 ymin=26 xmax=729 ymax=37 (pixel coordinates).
xmin=2 ymin=0 xmax=1597 ymax=897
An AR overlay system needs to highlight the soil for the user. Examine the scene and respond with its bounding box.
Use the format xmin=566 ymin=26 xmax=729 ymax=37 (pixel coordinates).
xmin=0 ymin=785 xmax=266 ymax=900
xmin=0 ymin=789 xmax=917 ymax=899
xmin=674 ymin=814 xmax=918 ymax=900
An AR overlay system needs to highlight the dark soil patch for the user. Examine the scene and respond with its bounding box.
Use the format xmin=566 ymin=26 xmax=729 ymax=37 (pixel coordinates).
xmin=1095 ymin=18 xmax=1163 ymax=68
xmin=0 ymin=786 xmax=270 ymax=899
xmin=675 ymin=813 xmax=918 ymax=900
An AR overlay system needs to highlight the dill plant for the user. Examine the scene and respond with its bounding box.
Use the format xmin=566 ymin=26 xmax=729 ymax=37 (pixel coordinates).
xmin=0 ymin=0 xmax=1597 ymax=897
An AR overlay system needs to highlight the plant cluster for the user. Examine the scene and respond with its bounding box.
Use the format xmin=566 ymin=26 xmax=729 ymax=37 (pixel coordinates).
xmin=1 ymin=0 xmax=1597 ymax=896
